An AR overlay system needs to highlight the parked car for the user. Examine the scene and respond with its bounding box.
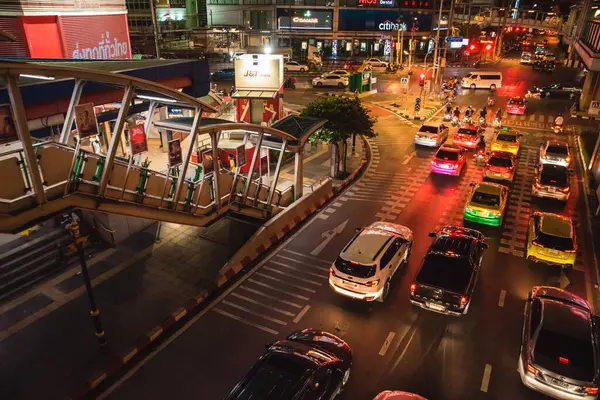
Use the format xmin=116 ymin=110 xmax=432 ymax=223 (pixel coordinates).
xmin=463 ymin=182 xmax=509 ymax=227
xmin=312 ymin=74 xmax=349 ymax=88
xmin=506 ymin=96 xmax=526 ymax=115
xmin=453 ymin=124 xmax=482 ymax=149
xmin=540 ymin=140 xmax=571 ymax=167
xmin=329 ymin=222 xmax=413 ymax=303
xmin=410 ymin=226 xmax=488 ymax=316
xmin=284 ymin=61 xmax=308 ymax=72
xmin=211 ymin=68 xmax=235 ymax=80
xmin=526 ymin=213 xmax=577 ymax=268
xmin=532 ymin=83 xmax=582 ymax=99
xmin=226 ymin=329 xmax=353 ymax=400
xmin=484 ymin=151 xmax=517 ymax=182
xmin=518 ymin=286 xmax=598 ymax=398
xmin=532 ymin=164 xmax=571 ymax=202
xmin=430 ymin=144 xmax=467 ymax=176
xmin=414 ymin=122 xmax=449 ymax=147
xmin=363 ymin=57 xmax=388 ymax=68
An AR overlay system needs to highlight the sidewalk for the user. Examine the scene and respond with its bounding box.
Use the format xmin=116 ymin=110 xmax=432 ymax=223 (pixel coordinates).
xmin=0 ymin=128 xmax=367 ymax=399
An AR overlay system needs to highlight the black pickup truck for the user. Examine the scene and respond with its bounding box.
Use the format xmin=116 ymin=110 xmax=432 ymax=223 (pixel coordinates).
xmin=410 ymin=226 xmax=488 ymax=316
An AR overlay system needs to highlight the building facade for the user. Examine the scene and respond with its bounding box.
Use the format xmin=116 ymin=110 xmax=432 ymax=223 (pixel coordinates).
xmin=206 ymin=0 xmax=441 ymax=58
xmin=0 ymin=0 xmax=132 ymax=59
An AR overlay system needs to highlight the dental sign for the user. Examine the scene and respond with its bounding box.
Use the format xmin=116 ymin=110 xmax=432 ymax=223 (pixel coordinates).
xmin=358 ymin=0 xmax=395 ymax=7
xmin=379 ymin=20 xmax=407 ymax=31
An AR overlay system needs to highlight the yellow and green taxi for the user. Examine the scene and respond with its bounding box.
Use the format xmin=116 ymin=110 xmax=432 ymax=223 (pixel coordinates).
xmin=464 ymin=182 xmax=509 ymax=226
xmin=526 ymin=212 xmax=577 ymax=268
xmin=491 ymin=127 xmax=521 ymax=155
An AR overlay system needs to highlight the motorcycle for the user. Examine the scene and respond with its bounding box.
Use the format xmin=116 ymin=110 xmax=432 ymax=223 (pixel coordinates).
xmin=553 ymin=124 xmax=563 ymax=134
xmin=444 ymin=112 xmax=452 ymax=121
xmin=386 ymin=64 xmax=398 ymax=74
xmin=479 ymin=116 xmax=487 ymax=127
xmin=492 ymin=117 xmax=502 ymax=128
xmin=487 ymin=97 xmax=495 ymax=107
xmin=451 ymin=115 xmax=460 ymax=126
xmin=476 ymin=148 xmax=486 ymax=166
xmin=284 ymin=76 xmax=296 ymax=89
xmin=463 ymin=116 xmax=473 ymax=125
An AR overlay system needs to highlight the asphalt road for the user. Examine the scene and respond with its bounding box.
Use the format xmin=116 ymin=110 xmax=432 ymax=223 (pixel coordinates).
xmin=98 ymin=53 xmax=597 ymax=400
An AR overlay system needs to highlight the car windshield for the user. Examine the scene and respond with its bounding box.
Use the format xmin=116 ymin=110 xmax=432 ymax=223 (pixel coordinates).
xmin=547 ymin=144 xmax=568 ymax=155
xmin=497 ymin=134 xmax=517 ymax=142
xmin=436 ymin=150 xmax=459 ymax=161
xmin=536 ymin=231 xmax=575 ymax=251
xmin=417 ymin=253 xmax=473 ymax=293
xmin=472 ymin=191 xmax=500 ymax=207
xmin=534 ymin=328 xmax=595 ymax=382
xmin=488 ymin=157 xmax=513 ymax=167
xmin=509 ymin=98 xmax=524 ymax=105
xmin=419 ymin=126 xmax=439 ymax=134
xmin=540 ymin=167 xmax=568 ymax=186
xmin=458 ymin=128 xmax=477 ymax=136
xmin=335 ymin=257 xmax=376 ymax=278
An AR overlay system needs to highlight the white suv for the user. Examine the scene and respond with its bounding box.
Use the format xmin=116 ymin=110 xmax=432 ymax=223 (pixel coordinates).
xmin=329 ymin=222 xmax=413 ymax=302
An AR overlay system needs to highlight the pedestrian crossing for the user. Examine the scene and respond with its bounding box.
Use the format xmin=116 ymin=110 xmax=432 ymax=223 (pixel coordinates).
xmin=212 ymin=249 xmax=330 ymax=335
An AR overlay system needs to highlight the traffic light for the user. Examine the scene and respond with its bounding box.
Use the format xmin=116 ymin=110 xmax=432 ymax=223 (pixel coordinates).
xmin=469 ymin=44 xmax=476 ymax=51
xmin=419 ymin=73 xmax=425 ymax=87
xmin=485 ymin=44 xmax=493 ymax=51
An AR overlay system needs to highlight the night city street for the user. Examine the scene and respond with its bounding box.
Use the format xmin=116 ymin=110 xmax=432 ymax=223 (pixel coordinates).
xmin=1 ymin=2 xmax=600 ymax=400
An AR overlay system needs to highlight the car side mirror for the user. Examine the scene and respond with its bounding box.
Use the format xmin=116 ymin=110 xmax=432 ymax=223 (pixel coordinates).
xmin=482 ymin=242 xmax=489 ymax=249
xmin=428 ymin=232 xmax=436 ymax=237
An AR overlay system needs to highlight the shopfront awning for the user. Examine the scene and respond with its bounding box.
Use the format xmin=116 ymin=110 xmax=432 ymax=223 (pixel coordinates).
xmin=231 ymin=90 xmax=278 ymax=99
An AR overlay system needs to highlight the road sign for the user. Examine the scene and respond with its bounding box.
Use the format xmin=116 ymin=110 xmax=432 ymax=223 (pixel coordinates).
xmin=415 ymin=98 xmax=421 ymax=103
xmin=446 ymin=36 xmax=463 ymax=43
xmin=415 ymin=103 xmax=421 ymax=112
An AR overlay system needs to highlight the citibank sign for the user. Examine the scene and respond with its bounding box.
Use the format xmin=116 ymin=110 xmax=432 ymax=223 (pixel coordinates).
xmin=378 ymin=20 xmax=407 ymax=31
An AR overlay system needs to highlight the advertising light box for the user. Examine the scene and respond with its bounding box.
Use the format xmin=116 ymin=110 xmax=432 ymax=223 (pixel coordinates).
xmin=234 ymin=54 xmax=284 ymax=90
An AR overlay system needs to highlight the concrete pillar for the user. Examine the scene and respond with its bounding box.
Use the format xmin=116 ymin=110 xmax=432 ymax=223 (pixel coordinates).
xmin=580 ymin=70 xmax=600 ymax=111
xmin=6 ymin=74 xmax=46 ymax=205
xmin=294 ymin=148 xmax=304 ymax=200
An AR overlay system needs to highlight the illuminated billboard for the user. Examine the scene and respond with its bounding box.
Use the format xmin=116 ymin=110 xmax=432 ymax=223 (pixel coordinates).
xmin=234 ymin=54 xmax=284 ymax=90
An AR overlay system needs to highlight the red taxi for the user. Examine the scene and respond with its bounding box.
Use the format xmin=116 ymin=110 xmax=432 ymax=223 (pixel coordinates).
xmin=453 ymin=124 xmax=482 ymax=149
xmin=506 ymin=97 xmax=526 ymax=115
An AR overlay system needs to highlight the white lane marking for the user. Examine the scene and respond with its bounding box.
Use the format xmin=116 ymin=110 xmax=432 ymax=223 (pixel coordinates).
xmin=332 ymin=202 xmax=343 ymax=207
xmin=323 ymin=207 xmax=337 ymax=214
xmin=378 ymin=331 xmax=396 ymax=356
xmin=261 ymin=266 xmax=324 ymax=286
xmin=282 ymin=249 xmax=333 ymax=264
xmin=213 ymin=308 xmax=279 ymax=335
xmin=339 ymin=197 xmax=391 ymax=203
xmin=254 ymin=272 xmax=317 ymax=293
xmin=238 ymin=285 xmax=303 ymax=308
xmin=268 ymin=260 xmax=328 ymax=279
xmin=480 ymin=364 xmax=493 ymax=392
xmin=275 ymin=255 xmax=330 ymax=271
xmin=402 ymin=152 xmax=415 ymax=165
xmin=547 ymin=115 xmax=554 ymax=123
xmin=498 ymin=290 xmax=507 ymax=307
xmin=529 ymin=115 xmax=535 ymax=122
xmin=317 ymin=214 xmax=329 ymax=220
xmin=247 ymin=279 xmax=310 ymax=300
xmin=229 ymin=293 xmax=296 ymax=317
xmin=388 ymin=327 xmax=419 ymax=374
xmin=293 ymin=305 xmax=311 ymax=323
xmin=222 ymin=300 xmax=287 ymax=325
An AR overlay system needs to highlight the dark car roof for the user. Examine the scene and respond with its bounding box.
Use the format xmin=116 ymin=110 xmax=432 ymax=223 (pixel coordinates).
xmin=417 ymin=253 xmax=474 ymax=293
xmin=431 ymin=236 xmax=475 ymax=257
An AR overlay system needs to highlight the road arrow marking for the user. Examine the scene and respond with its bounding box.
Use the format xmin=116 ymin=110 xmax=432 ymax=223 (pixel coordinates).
xmin=310 ymin=219 xmax=349 ymax=256
xmin=402 ymin=151 xmax=416 ymax=165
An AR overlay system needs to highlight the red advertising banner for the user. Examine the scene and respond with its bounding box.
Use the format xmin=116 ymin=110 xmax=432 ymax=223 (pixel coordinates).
xmin=59 ymin=14 xmax=131 ymax=60
xmin=129 ymin=124 xmax=148 ymax=155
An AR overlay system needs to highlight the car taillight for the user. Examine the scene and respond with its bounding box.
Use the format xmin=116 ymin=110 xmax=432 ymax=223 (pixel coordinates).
xmin=534 ymin=181 xmax=542 ymax=189
xmin=566 ymin=156 xmax=571 ymax=163
xmin=527 ymin=364 xmax=539 ymax=374
xmin=562 ymin=186 xmax=570 ymax=193
xmin=541 ymin=154 xmax=547 ymax=159
xmin=564 ymin=248 xmax=577 ymax=253
xmin=559 ymin=356 xmax=569 ymax=364
xmin=367 ymin=279 xmax=380 ymax=287
xmin=410 ymin=283 xmax=416 ymax=295
xmin=460 ymin=296 xmax=468 ymax=307
xmin=585 ymin=387 xmax=599 ymax=395
xmin=532 ymin=241 xmax=543 ymax=247
xmin=329 ymin=267 xmax=335 ymax=276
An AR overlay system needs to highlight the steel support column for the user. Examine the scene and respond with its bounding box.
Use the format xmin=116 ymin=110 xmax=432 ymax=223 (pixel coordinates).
xmin=294 ymin=148 xmax=304 ymax=200
xmin=266 ymin=138 xmax=287 ymax=207
xmin=242 ymin=130 xmax=264 ymax=203
xmin=6 ymin=74 xmax=46 ymax=205
xmin=60 ymin=79 xmax=85 ymax=144
xmin=211 ymin=130 xmax=221 ymax=210
xmin=98 ymin=86 xmax=134 ymax=196
xmin=172 ymin=109 xmax=202 ymax=207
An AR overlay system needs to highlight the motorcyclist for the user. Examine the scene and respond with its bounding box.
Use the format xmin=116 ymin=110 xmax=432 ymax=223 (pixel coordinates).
xmin=480 ymin=106 xmax=487 ymax=118
xmin=453 ymin=106 xmax=460 ymax=118
xmin=496 ymin=108 xmax=503 ymax=119
xmin=465 ymin=106 xmax=473 ymax=118
xmin=446 ymin=104 xmax=453 ymax=114
xmin=555 ymin=113 xmax=564 ymax=127
xmin=477 ymin=134 xmax=486 ymax=154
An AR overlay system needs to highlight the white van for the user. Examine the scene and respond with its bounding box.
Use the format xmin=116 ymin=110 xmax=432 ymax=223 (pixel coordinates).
xmin=461 ymin=72 xmax=503 ymax=90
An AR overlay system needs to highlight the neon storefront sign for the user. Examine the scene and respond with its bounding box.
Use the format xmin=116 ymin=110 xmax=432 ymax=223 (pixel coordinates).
xmin=358 ymin=0 xmax=394 ymax=6
xmin=292 ymin=17 xmax=319 ymax=24
xmin=378 ymin=20 xmax=407 ymax=31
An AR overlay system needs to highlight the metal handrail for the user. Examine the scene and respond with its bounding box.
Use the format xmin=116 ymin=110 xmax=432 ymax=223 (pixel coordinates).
xmin=91 ymin=215 xmax=116 ymax=247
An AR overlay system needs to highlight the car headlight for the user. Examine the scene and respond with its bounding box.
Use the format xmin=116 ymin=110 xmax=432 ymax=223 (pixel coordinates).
xmin=465 ymin=207 xmax=475 ymax=213
xmin=489 ymin=211 xmax=501 ymax=217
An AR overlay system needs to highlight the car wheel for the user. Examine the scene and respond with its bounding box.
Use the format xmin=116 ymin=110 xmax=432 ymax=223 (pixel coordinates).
xmin=337 ymin=82 xmax=344 ymax=88
xmin=342 ymin=367 xmax=351 ymax=388
xmin=300 ymin=67 xmax=305 ymax=72
xmin=490 ymin=84 xmax=496 ymax=90
xmin=317 ymin=82 xmax=323 ymax=87
xmin=545 ymin=91 xmax=551 ymax=98
xmin=284 ymin=67 xmax=288 ymax=72
xmin=470 ymin=84 xmax=476 ymax=90
xmin=380 ymin=280 xmax=390 ymax=302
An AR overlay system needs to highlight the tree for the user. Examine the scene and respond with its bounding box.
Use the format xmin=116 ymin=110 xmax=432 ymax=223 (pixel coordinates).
xmin=301 ymin=97 xmax=376 ymax=178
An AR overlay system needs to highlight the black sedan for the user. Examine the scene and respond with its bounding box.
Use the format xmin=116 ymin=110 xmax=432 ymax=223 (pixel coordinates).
xmin=211 ymin=68 xmax=235 ymax=80
xmin=532 ymin=83 xmax=582 ymax=99
xmin=226 ymin=329 xmax=352 ymax=400
xmin=410 ymin=226 xmax=488 ymax=316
